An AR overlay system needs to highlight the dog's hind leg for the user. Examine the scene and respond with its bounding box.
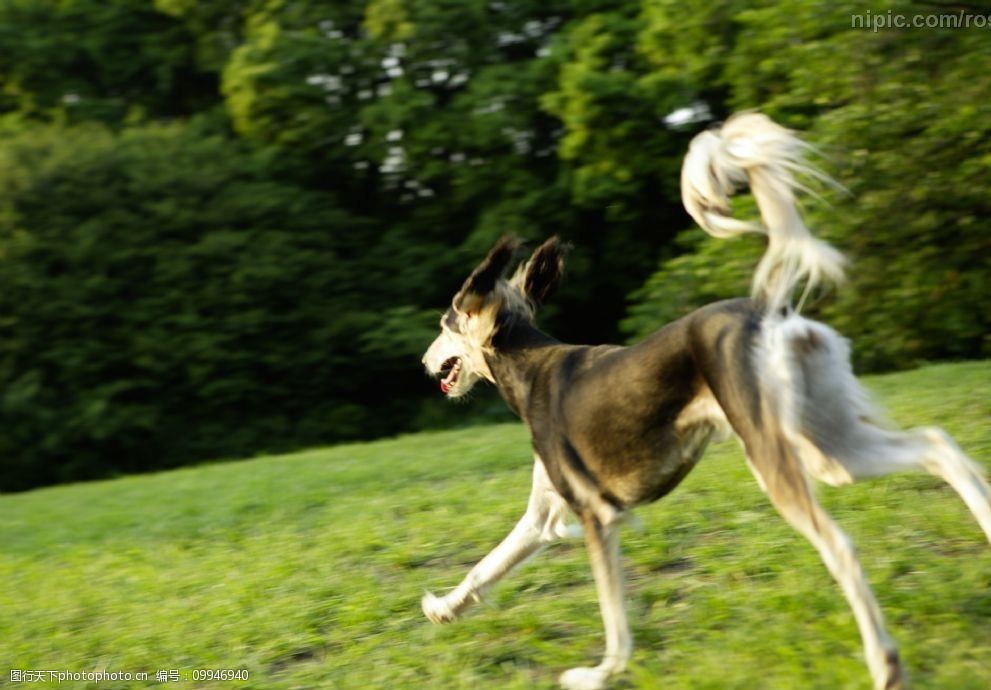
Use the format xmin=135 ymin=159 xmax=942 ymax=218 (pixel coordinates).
xmin=422 ymin=456 xmax=576 ymax=624
xmin=559 ymin=513 xmax=631 ymax=690
xmin=811 ymin=423 xmax=991 ymax=544
xmin=892 ymin=427 xmax=991 ymax=543
xmin=781 ymin=321 xmax=991 ymax=543
xmin=745 ymin=435 xmax=905 ymax=690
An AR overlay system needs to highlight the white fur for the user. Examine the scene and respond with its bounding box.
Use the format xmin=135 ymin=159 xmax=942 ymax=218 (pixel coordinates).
xmin=758 ymin=311 xmax=991 ymax=542
xmin=421 ymin=315 xmax=493 ymax=398
xmin=564 ymin=516 xmax=631 ymax=689
xmin=560 ymin=666 xmax=612 ymax=690
xmin=421 ymin=457 xmax=577 ymax=623
xmin=681 ymin=113 xmax=846 ymax=313
xmin=752 ymin=310 xmax=991 ymax=688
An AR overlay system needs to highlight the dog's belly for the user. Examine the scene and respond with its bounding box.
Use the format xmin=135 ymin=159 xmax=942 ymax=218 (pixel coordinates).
xmin=571 ymin=389 xmax=731 ymax=508
xmin=600 ymin=421 xmax=720 ymax=506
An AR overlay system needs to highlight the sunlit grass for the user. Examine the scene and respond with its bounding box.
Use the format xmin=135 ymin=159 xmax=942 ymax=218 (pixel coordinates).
xmin=2 ymin=361 xmax=989 ymax=689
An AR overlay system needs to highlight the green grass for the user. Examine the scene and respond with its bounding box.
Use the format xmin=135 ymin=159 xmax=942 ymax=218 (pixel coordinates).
xmin=2 ymin=361 xmax=990 ymax=690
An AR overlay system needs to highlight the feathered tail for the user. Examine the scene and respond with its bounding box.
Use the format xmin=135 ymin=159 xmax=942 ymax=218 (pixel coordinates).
xmin=680 ymin=113 xmax=845 ymax=314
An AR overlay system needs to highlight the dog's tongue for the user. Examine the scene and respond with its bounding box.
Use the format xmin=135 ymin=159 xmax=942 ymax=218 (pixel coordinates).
xmin=440 ymin=361 xmax=460 ymax=394
xmin=440 ymin=370 xmax=456 ymax=393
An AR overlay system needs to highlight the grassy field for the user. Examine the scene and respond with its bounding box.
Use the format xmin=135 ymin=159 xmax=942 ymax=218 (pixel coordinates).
xmin=2 ymin=361 xmax=990 ymax=690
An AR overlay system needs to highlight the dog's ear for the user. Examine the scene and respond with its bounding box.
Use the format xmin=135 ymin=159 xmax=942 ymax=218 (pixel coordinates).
xmin=454 ymin=234 xmax=522 ymax=313
xmin=518 ymin=236 xmax=569 ymax=305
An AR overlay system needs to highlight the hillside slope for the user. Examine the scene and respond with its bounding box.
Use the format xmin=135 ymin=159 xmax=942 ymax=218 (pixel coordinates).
xmin=2 ymin=361 xmax=989 ymax=689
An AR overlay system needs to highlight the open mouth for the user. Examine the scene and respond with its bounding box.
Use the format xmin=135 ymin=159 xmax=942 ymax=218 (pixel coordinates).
xmin=439 ymin=357 xmax=462 ymax=394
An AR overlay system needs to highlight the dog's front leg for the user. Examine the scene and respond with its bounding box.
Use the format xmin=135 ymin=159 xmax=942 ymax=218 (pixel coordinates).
xmin=423 ymin=457 xmax=574 ymax=623
xmin=560 ymin=514 xmax=632 ymax=690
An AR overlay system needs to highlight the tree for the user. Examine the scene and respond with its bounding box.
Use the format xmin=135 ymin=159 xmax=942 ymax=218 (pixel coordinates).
xmin=0 ymin=122 xmax=424 ymax=490
xmin=625 ymin=0 xmax=991 ymax=370
xmin=0 ymin=0 xmax=218 ymax=125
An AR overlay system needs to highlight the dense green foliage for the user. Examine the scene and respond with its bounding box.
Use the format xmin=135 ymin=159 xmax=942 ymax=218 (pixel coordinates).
xmin=622 ymin=0 xmax=991 ymax=370
xmin=2 ymin=362 xmax=989 ymax=688
xmin=0 ymin=0 xmax=988 ymax=489
xmin=0 ymin=123 xmax=418 ymax=488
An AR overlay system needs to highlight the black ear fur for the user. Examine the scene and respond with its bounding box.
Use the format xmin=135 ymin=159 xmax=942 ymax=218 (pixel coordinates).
xmin=454 ymin=234 xmax=522 ymax=311
xmin=522 ymin=236 xmax=568 ymax=305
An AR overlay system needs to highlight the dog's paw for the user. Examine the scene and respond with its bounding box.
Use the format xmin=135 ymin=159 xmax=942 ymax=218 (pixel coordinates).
xmin=559 ymin=666 xmax=609 ymax=690
xmin=421 ymin=591 xmax=458 ymax=624
xmin=553 ymin=520 xmax=584 ymax=540
xmin=880 ymin=649 xmax=906 ymax=690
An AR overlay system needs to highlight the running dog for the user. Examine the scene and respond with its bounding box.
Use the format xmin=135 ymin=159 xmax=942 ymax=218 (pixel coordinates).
xmin=420 ymin=113 xmax=991 ymax=690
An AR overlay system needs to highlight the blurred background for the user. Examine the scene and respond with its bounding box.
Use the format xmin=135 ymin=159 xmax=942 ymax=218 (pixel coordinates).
xmin=0 ymin=0 xmax=988 ymax=492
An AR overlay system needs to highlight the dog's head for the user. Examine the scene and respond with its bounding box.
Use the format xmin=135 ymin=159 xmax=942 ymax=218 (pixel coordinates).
xmin=422 ymin=235 xmax=567 ymax=398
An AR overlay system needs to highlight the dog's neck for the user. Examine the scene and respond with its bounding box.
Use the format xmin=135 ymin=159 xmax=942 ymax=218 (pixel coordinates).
xmin=485 ymin=314 xmax=560 ymax=419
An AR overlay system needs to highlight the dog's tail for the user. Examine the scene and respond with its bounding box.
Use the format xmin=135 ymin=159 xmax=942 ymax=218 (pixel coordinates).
xmin=681 ymin=112 xmax=845 ymax=314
